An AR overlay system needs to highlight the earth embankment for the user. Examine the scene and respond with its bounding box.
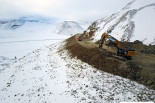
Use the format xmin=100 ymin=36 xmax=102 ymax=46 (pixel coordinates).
xmin=65 ymin=35 xmax=155 ymax=89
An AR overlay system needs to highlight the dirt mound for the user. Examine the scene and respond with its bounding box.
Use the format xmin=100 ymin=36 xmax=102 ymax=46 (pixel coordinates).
xmin=65 ymin=36 xmax=155 ymax=89
xmin=120 ymin=40 xmax=155 ymax=55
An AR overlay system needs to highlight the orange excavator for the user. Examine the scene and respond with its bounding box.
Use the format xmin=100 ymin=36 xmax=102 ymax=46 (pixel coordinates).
xmin=99 ymin=33 xmax=136 ymax=60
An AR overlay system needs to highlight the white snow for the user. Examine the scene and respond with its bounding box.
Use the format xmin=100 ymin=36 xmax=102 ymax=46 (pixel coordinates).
xmin=0 ymin=41 xmax=154 ymax=103
xmin=0 ymin=2 xmax=155 ymax=102
xmin=131 ymin=6 xmax=155 ymax=45
xmin=0 ymin=17 xmax=90 ymax=59
xmin=0 ymin=17 xmax=69 ymax=59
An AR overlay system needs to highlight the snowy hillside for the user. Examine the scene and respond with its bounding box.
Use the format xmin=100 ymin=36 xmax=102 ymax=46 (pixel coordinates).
xmin=0 ymin=41 xmax=154 ymax=103
xmin=90 ymin=0 xmax=155 ymax=45
xmin=56 ymin=21 xmax=83 ymax=36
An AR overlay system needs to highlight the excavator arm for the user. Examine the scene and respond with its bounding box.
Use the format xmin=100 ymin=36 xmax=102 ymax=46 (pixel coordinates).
xmin=99 ymin=33 xmax=110 ymax=48
xmin=99 ymin=33 xmax=121 ymax=48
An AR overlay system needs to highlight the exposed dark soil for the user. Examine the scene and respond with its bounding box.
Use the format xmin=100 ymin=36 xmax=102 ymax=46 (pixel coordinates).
xmin=65 ymin=35 xmax=155 ymax=89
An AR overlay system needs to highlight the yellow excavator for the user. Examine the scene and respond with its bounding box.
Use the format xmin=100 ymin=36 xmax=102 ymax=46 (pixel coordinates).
xmin=99 ymin=33 xmax=136 ymax=60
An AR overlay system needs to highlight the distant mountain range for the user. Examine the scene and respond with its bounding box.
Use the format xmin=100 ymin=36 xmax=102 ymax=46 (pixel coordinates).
xmin=0 ymin=16 xmax=59 ymax=30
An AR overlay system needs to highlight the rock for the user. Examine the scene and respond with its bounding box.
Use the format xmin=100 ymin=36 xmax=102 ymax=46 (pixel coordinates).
xmin=147 ymin=80 xmax=153 ymax=85
xmin=99 ymin=95 xmax=103 ymax=99
xmin=134 ymin=40 xmax=143 ymax=44
xmin=150 ymin=85 xmax=155 ymax=89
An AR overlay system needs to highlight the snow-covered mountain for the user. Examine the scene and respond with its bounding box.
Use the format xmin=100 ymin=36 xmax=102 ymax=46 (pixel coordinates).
xmin=0 ymin=42 xmax=154 ymax=103
xmin=89 ymin=0 xmax=155 ymax=45
xmin=56 ymin=21 xmax=83 ymax=36
xmin=0 ymin=16 xmax=59 ymax=30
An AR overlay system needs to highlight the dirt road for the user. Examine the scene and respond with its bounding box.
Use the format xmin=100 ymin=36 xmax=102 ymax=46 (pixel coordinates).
xmin=75 ymin=34 xmax=118 ymax=53
xmin=65 ymin=34 xmax=155 ymax=89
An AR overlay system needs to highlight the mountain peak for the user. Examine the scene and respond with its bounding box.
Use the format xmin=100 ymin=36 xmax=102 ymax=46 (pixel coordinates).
xmin=56 ymin=21 xmax=83 ymax=36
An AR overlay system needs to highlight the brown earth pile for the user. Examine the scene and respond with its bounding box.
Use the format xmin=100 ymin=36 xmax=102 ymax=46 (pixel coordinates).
xmin=65 ymin=35 xmax=155 ymax=89
xmin=121 ymin=40 xmax=155 ymax=55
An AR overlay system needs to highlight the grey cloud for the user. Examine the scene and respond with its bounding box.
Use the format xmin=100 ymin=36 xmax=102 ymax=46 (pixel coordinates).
xmin=0 ymin=0 xmax=133 ymax=21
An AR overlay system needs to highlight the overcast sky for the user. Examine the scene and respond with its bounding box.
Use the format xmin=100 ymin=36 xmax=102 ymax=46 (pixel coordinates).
xmin=0 ymin=0 xmax=133 ymax=21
